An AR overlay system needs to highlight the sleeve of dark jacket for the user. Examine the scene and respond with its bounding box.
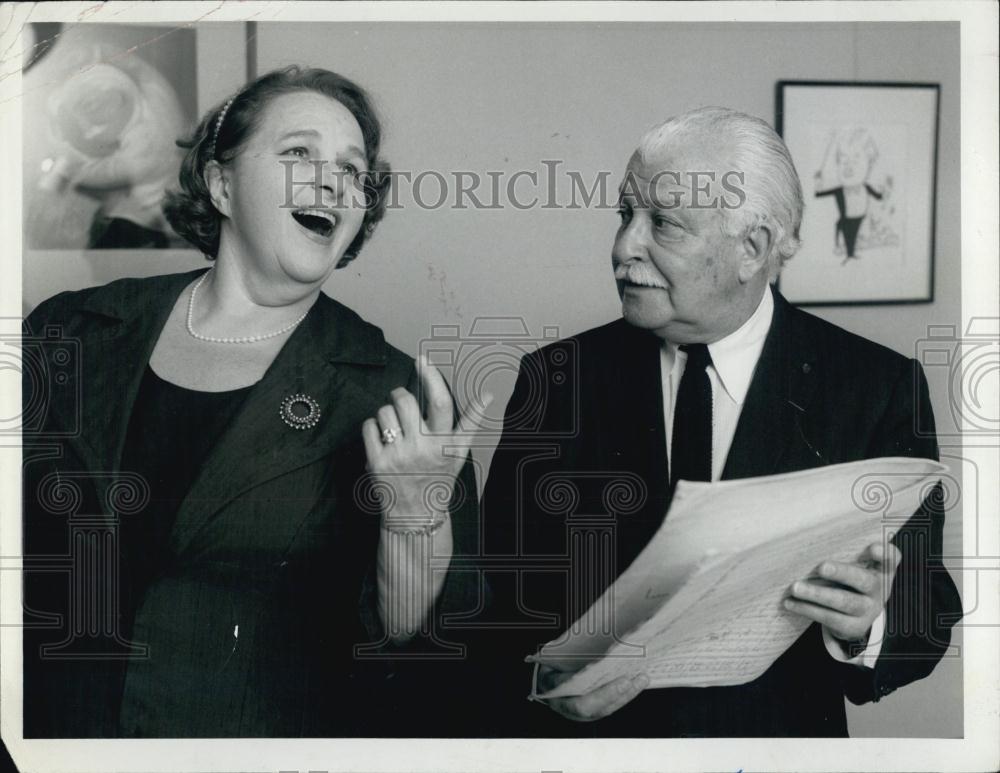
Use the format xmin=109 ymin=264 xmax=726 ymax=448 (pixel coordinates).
xmin=838 ymin=357 xmax=962 ymax=704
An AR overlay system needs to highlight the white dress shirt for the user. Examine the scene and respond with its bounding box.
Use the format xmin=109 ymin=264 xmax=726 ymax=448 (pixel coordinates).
xmin=659 ymin=287 xmax=883 ymax=668
xmin=659 ymin=285 xmax=774 ymax=483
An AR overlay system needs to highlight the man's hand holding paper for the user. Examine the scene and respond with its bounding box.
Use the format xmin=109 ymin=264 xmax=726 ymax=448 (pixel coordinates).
xmin=528 ymin=457 xmax=945 ymax=702
xmin=534 ymin=665 xmax=649 ymax=722
xmin=787 ymin=541 xmax=902 ymax=648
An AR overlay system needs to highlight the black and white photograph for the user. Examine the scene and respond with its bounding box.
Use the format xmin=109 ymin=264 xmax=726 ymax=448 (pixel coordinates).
xmin=1 ymin=3 xmax=996 ymax=773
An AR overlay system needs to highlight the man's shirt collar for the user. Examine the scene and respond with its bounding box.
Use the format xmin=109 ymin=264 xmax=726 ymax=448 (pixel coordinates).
xmin=662 ymin=286 xmax=774 ymax=405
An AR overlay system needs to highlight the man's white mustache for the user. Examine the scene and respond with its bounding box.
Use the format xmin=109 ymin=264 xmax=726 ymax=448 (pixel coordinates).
xmin=614 ymin=263 xmax=668 ymax=289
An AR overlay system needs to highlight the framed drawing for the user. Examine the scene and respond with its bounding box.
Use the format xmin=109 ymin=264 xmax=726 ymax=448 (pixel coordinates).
xmin=21 ymin=22 xmax=254 ymax=312
xmin=776 ymin=81 xmax=939 ymax=305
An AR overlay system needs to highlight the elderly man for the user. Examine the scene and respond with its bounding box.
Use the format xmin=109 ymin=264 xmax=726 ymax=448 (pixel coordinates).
xmin=477 ymin=107 xmax=960 ymax=736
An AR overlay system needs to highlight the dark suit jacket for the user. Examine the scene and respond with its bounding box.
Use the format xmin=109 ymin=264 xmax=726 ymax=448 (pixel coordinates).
xmin=476 ymin=288 xmax=961 ymax=737
xmin=22 ymin=269 xmax=478 ymax=737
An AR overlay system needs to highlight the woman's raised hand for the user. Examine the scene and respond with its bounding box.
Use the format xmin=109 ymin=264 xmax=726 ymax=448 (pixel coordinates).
xmin=362 ymin=355 xmax=490 ymax=525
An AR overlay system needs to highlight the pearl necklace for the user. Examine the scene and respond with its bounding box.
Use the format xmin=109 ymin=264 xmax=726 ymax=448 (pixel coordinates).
xmin=186 ymin=271 xmax=309 ymax=344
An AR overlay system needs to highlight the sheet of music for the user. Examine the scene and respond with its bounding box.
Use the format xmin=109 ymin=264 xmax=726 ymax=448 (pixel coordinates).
xmin=531 ymin=457 xmax=945 ymax=697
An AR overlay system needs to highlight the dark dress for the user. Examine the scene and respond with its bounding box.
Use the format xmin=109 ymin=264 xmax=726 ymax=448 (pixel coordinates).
xmin=103 ymin=368 xmax=251 ymax=734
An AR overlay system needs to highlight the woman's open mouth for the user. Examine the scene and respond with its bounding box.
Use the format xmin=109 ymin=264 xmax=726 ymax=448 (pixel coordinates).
xmin=291 ymin=207 xmax=337 ymax=241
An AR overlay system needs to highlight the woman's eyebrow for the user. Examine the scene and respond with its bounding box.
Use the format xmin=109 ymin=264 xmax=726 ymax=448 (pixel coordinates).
xmin=277 ymin=129 xmax=320 ymax=141
xmin=277 ymin=131 xmax=365 ymax=160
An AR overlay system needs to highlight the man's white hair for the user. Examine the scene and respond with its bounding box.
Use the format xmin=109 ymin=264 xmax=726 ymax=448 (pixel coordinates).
xmin=638 ymin=106 xmax=803 ymax=280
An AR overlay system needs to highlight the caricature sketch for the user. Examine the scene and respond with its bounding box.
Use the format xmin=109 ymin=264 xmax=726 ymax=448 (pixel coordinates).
xmin=778 ymin=82 xmax=937 ymax=305
xmin=813 ymin=126 xmax=899 ymax=264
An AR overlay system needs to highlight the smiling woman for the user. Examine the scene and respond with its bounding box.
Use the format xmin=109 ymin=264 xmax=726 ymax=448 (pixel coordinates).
xmin=21 ymin=66 xmax=482 ymax=737
xmin=201 ymin=91 xmax=369 ymax=304
xmin=166 ymin=67 xmax=390 ymax=272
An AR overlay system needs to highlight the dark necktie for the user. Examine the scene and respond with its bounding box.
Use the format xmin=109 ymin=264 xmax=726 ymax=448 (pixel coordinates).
xmin=670 ymin=343 xmax=713 ymax=489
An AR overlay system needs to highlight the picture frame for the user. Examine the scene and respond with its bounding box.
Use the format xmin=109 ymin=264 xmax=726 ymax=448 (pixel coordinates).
xmin=775 ymin=80 xmax=940 ymax=306
xmin=20 ymin=22 xmax=256 ymax=313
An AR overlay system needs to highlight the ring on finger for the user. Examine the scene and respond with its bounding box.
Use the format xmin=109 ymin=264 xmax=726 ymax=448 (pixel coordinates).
xmin=381 ymin=427 xmax=398 ymax=444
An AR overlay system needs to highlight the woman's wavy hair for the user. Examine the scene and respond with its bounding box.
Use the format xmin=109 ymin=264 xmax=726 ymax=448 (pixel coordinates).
xmin=164 ymin=65 xmax=391 ymax=266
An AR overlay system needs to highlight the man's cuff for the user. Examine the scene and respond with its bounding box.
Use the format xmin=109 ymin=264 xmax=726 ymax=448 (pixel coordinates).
xmin=528 ymin=661 xmax=546 ymax=702
xmin=823 ymin=611 xmax=885 ymax=668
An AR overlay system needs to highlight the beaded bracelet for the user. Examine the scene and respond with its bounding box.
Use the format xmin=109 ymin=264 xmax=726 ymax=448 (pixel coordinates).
xmin=380 ymin=510 xmax=449 ymax=535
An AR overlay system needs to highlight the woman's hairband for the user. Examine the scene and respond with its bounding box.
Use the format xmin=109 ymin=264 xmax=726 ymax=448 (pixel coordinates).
xmin=206 ymin=94 xmax=237 ymax=161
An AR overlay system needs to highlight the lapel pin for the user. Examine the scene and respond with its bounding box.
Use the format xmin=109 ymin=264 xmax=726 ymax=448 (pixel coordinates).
xmin=280 ymin=393 xmax=322 ymax=430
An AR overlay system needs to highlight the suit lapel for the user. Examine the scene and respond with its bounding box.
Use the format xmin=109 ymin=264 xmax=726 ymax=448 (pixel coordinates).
xmin=631 ymin=326 xmax=668 ymax=487
xmin=61 ymin=271 xmax=203 ymax=512
xmin=599 ymin=321 xmax=666 ymax=479
xmin=721 ymin=288 xmax=818 ymax=480
xmin=168 ymin=292 xmax=388 ymax=557
xmin=601 ymin=322 xmax=669 ymax=553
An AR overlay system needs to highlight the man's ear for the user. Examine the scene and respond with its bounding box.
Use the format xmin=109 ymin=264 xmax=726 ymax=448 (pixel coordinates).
xmin=739 ymin=223 xmax=773 ymax=283
xmin=204 ymin=161 xmax=232 ymax=218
